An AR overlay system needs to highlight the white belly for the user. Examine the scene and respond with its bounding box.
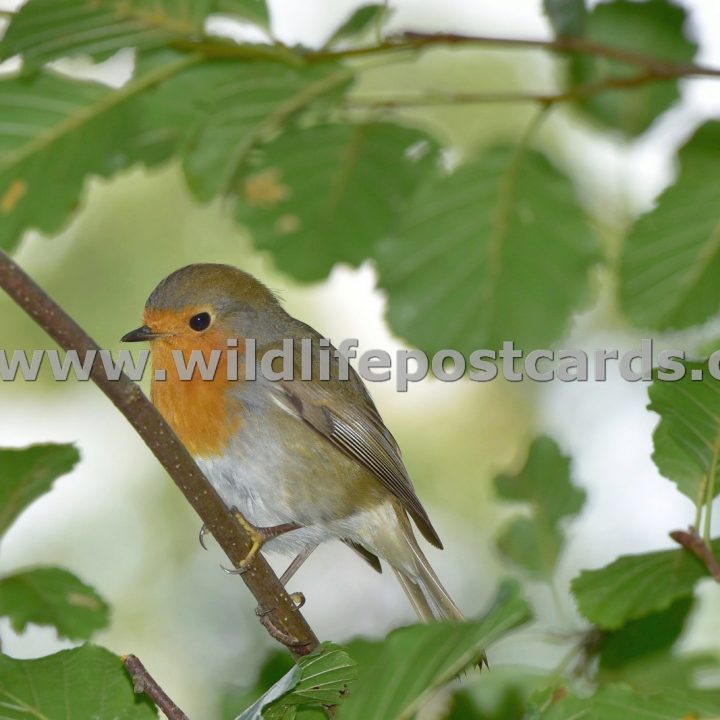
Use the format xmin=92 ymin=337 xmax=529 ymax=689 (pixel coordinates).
xmin=195 ymin=452 xmax=332 ymax=555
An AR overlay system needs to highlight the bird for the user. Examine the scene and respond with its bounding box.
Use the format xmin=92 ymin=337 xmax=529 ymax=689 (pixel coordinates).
xmin=122 ymin=263 xmax=463 ymax=622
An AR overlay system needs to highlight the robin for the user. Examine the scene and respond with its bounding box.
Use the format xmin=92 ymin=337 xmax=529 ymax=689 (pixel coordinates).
xmin=122 ymin=263 xmax=463 ymax=622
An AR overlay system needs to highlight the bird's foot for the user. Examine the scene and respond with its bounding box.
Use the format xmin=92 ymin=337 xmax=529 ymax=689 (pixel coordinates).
xmin=221 ymin=509 xmax=301 ymax=575
xmin=256 ymin=610 xmax=313 ymax=650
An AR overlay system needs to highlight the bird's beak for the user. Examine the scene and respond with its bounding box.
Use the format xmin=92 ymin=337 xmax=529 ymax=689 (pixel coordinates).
xmin=121 ymin=325 xmax=160 ymax=343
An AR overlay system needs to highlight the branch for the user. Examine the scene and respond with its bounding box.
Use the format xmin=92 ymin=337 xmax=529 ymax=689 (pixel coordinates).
xmin=0 ymin=250 xmax=319 ymax=658
xmin=123 ymin=654 xmax=189 ymax=720
xmin=311 ymin=31 xmax=720 ymax=80
xmin=670 ymin=527 xmax=720 ymax=581
xmin=345 ymin=68 xmax=682 ymax=109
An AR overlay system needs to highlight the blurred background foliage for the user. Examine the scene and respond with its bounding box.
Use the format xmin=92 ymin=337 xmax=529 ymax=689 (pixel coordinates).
xmin=0 ymin=0 xmax=720 ymax=718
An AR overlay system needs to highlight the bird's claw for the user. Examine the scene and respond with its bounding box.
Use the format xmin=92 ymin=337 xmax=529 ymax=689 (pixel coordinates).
xmin=198 ymin=523 xmax=209 ymax=550
xmin=220 ymin=562 xmax=250 ymax=575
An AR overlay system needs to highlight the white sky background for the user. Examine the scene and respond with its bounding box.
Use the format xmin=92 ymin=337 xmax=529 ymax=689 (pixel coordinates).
xmin=0 ymin=0 xmax=719 ymax=714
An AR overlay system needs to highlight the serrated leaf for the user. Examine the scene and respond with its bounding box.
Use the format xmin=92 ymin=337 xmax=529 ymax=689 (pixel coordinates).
xmin=0 ymin=444 xmax=79 ymax=537
xmin=140 ymin=59 xmax=351 ymax=202
xmin=536 ymin=682 xmax=720 ymax=720
xmin=0 ymin=645 xmax=157 ymax=719
xmin=620 ymin=122 xmax=720 ymax=330
xmin=596 ymin=596 xmax=693 ymax=669
xmin=236 ymin=122 xmax=440 ymax=281
xmin=340 ymin=580 xmax=532 ymax=720
xmin=377 ymin=146 xmax=597 ymax=355
xmin=568 ymin=0 xmax=696 ymax=136
xmin=599 ymin=652 xmax=720 ymax=697
xmin=543 ymin=0 xmax=586 ymax=37
xmin=0 ymin=53 xmax=197 ymax=252
xmin=571 ymin=539 xmax=720 ymax=629
xmin=327 ymin=4 xmax=386 ymax=45
xmin=648 ymin=359 xmax=720 ymax=505
xmin=234 ymin=643 xmax=355 ymax=720
xmin=495 ymin=437 xmax=585 ymax=521
xmin=495 ymin=437 xmax=585 ymax=577
xmin=1 ymin=0 xmax=213 ymax=68
xmin=0 ymin=566 xmax=110 ymax=640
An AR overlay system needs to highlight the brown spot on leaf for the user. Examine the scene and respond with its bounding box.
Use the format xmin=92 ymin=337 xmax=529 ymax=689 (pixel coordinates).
xmin=275 ymin=213 xmax=300 ymax=235
xmin=551 ymin=686 xmax=568 ymax=703
xmin=243 ymin=168 xmax=290 ymax=208
xmin=1 ymin=180 xmax=27 ymax=213
xmin=67 ymin=592 xmax=102 ymax=611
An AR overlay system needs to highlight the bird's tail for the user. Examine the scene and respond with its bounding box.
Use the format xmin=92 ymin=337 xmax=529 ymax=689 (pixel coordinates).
xmin=393 ymin=516 xmax=464 ymax=622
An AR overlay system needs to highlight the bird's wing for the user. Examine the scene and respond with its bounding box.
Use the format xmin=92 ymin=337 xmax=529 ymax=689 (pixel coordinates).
xmin=269 ymin=362 xmax=443 ymax=549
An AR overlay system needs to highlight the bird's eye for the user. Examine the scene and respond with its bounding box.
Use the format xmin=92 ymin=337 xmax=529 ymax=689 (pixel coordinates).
xmin=189 ymin=312 xmax=211 ymax=332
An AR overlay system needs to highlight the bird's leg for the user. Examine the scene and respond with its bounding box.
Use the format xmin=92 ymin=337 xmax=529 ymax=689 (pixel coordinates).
xmin=278 ymin=544 xmax=318 ymax=609
xmin=279 ymin=543 xmax=318 ymax=586
xmin=222 ymin=507 xmax=301 ymax=574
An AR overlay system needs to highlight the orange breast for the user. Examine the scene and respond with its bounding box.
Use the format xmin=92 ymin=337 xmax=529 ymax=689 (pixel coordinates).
xmin=149 ymin=324 xmax=243 ymax=459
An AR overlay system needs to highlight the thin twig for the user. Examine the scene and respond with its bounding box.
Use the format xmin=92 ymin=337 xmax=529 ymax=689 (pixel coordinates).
xmin=309 ymin=31 xmax=720 ymax=80
xmin=161 ymin=30 xmax=720 ymax=82
xmin=0 ymin=250 xmax=319 ymax=658
xmin=123 ymin=655 xmax=189 ymax=720
xmin=670 ymin=527 xmax=720 ymax=581
xmin=345 ymin=69 xmax=680 ymax=109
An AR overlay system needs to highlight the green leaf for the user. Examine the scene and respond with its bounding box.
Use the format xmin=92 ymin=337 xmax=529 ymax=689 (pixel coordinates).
xmin=214 ymin=0 xmax=269 ymax=25
xmin=0 ymin=444 xmax=79 ymax=537
xmin=141 ymin=59 xmax=351 ymax=203
xmin=648 ymin=359 xmax=720 ymax=505
xmin=543 ymin=0 xmax=586 ymax=37
xmin=571 ymin=539 xmax=720 ymax=629
xmin=340 ymin=580 xmax=532 ymax=720
xmin=596 ymin=596 xmax=693 ymax=669
xmin=1 ymin=0 xmax=213 ymax=68
xmin=495 ymin=437 xmax=586 ymax=577
xmin=236 ymin=122 xmax=440 ymax=282
xmin=447 ymin=687 xmax=525 ymax=720
xmin=234 ymin=643 xmax=356 ymax=720
xmin=620 ymin=122 xmax=720 ymax=329
xmin=223 ymin=651 xmax=294 ymax=719
xmin=496 ymin=519 xmax=563 ymax=578
xmin=0 ymin=644 xmax=157 ymax=719
xmin=568 ymin=0 xmax=696 ymax=136
xmin=0 ymin=566 xmax=110 ymax=640
xmin=598 ymin=652 xmax=720 ymax=697
xmin=377 ymin=146 xmax=597 ymax=355
xmin=0 ymin=53 xmax=197 ymax=252
xmin=327 ymin=4 xmax=387 ymax=45
xmin=535 ymin=682 xmax=720 ymax=719
xmin=495 ymin=437 xmax=585 ymax=513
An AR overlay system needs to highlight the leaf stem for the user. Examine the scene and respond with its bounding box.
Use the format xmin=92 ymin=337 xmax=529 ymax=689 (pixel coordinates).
xmin=482 ymin=105 xmax=551 ymax=322
xmin=0 ymin=250 xmax=319 ymax=658
xmin=123 ymin=654 xmax=189 ymax=720
xmin=703 ymin=443 xmax=718 ymax=543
